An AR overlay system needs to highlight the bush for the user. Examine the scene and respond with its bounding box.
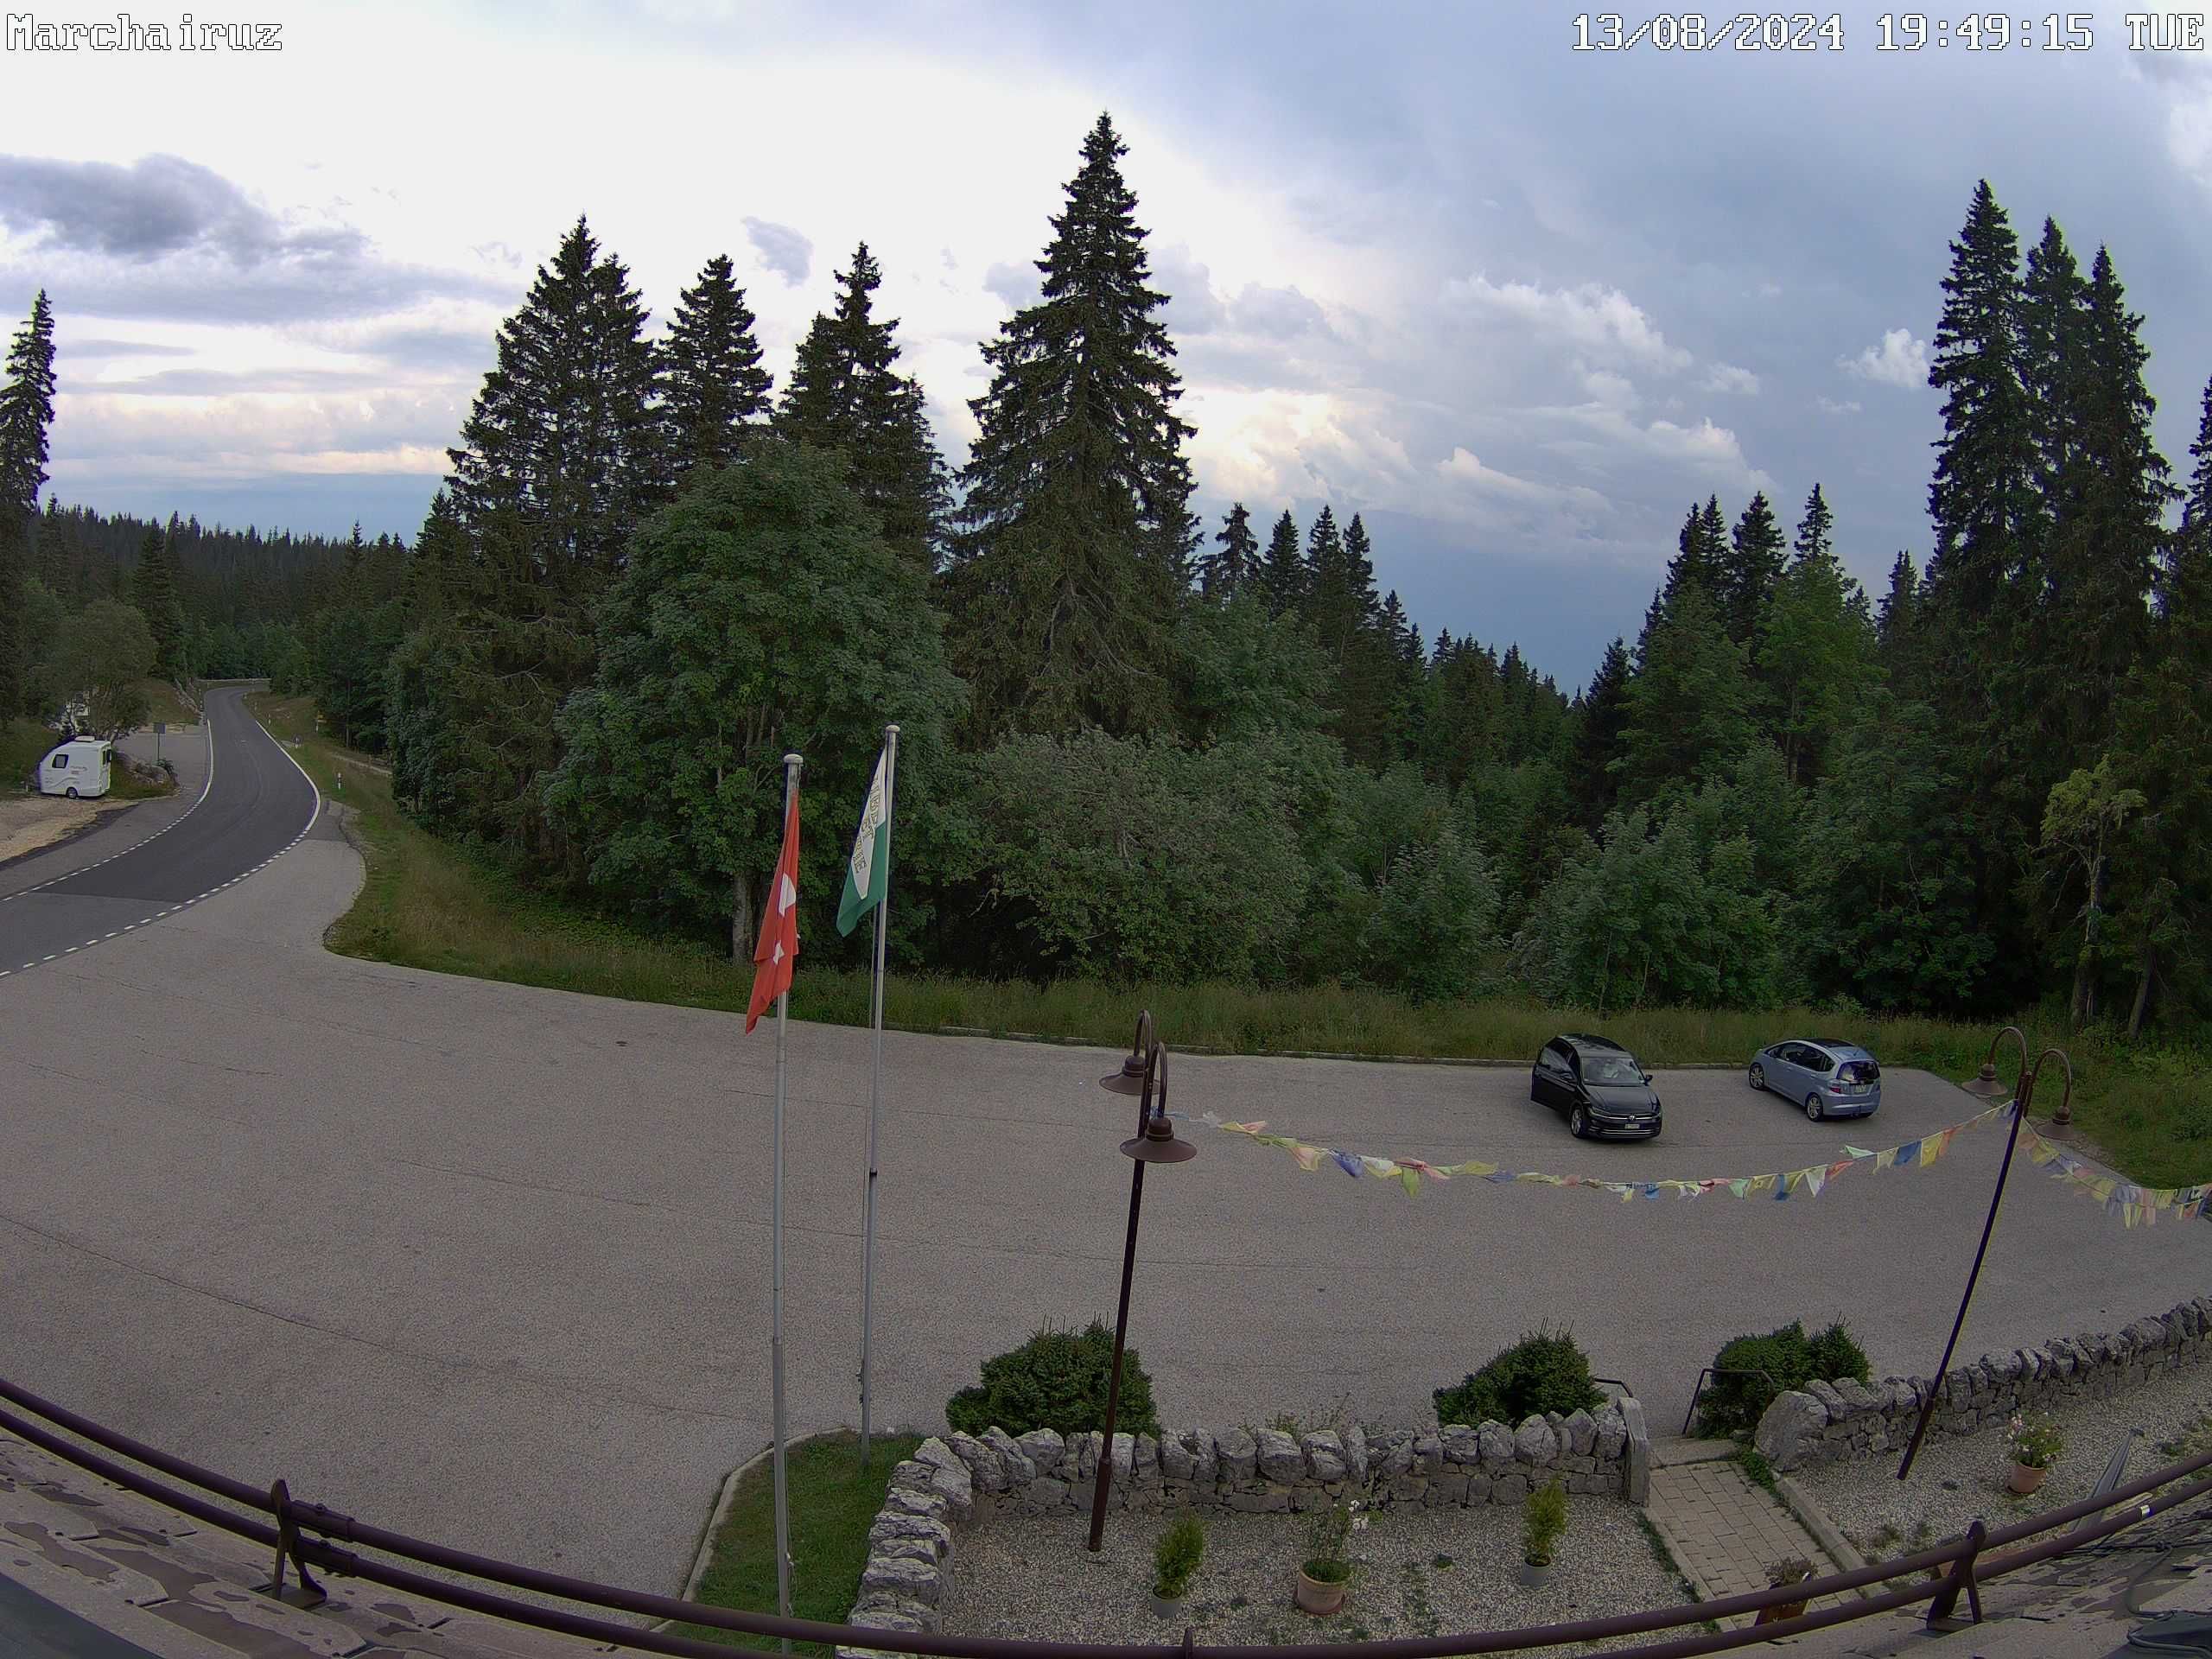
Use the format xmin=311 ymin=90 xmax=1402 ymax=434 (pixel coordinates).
xmin=1153 ymin=1513 xmax=1205 ymax=1599
xmin=1522 ymin=1480 xmax=1567 ymax=1566
xmin=1433 ymin=1327 xmax=1604 ymax=1427
xmin=945 ymin=1321 xmax=1159 ymax=1440
xmin=1697 ymin=1319 xmax=1872 ymax=1436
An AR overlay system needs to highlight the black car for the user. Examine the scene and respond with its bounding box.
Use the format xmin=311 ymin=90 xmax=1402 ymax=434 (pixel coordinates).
xmin=1530 ymin=1033 xmax=1662 ymax=1140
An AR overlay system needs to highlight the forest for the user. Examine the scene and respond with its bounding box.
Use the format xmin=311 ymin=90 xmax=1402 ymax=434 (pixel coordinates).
xmin=0 ymin=119 xmax=2204 ymax=1039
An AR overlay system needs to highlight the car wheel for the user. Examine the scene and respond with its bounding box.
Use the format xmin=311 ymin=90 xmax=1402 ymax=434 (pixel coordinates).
xmin=64 ymin=785 xmax=78 ymax=798
xmin=1750 ymin=1062 xmax=1765 ymax=1092
xmin=1805 ymin=1094 xmax=1824 ymax=1122
xmin=1569 ymin=1106 xmax=1589 ymax=1139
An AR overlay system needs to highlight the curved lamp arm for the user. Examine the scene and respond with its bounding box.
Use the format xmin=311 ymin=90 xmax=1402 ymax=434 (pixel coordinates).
xmin=1968 ymin=1026 xmax=2033 ymax=1105
xmin=2025 ymin=1046 xmax=2075 ymax=1126
xmin=1136 ymin=1040 xmax=1168 ymax=1136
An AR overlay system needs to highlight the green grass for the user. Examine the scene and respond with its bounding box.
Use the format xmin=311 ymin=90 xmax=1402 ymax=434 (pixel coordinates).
xmin=243 ymin=691 xmax=2212 ymax=1189
xmin=109 ymin=761 xmax=175 ymax=800
xmin=1 ymin=718 xmax=51 ymax=787
xmin=1736 ymin=1446 xmax=1779 ymax=1496
xmin=138 ymin=679 xmax=198 ymax=728
xmin=669 ymin=1432 xmax=923 ymax=1654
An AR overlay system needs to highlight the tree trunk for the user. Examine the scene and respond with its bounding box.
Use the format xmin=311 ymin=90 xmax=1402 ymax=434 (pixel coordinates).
xmin=2127 ymin=945 xmax=2157 ymax=1042
xmin=732 ymin=868 xmax=754 ymax=965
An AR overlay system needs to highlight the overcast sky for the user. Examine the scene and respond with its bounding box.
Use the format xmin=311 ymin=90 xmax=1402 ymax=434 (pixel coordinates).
xmin=5 ymin=1 xmax=2212 ymax=690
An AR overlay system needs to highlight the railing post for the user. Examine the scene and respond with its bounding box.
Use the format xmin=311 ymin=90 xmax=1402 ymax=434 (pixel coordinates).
xmin=1924 ymin=1518 xmax=1986 ymax=1629
xmin=262 ymin=1478 xmax=327 ymax=1609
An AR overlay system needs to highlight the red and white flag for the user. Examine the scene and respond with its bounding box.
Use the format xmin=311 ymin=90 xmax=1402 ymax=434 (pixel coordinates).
xmin=747 ymin=788 xmax=801 ymax=1033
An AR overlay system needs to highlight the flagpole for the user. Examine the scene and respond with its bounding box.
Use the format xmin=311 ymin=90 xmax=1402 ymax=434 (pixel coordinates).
xmin=772 ymin=750 xmax=802 ymax=1650
xmin=860 ymin=724 xmax=899 ymax=1468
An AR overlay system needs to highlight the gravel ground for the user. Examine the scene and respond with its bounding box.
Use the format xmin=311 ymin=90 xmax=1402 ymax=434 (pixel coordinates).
xmin=1796 ymin=1360 xmax=2212 ymax=1560
xmin=943 ymin=1498 xmax=1696 ymax=1651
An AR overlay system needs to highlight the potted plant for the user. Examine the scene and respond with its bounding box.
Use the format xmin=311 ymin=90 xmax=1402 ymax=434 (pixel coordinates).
xmin=2008 ymin=1414 xmax=2062 ymax=1494
xmin=1519 ymin=1480 xmax=1567 ymax=1586
xmin=1294 ymin=1498 xmax=1359 ymax=1616
xmin=1151 ymin=1514 xmax=1205 ymax=1618
xmin=1754 ymin=1557 xmax=1815 ymax=1624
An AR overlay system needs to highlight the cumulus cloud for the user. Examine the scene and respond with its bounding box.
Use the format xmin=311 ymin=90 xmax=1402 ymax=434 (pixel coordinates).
xmin=1703 ymin=362 xmax=1759 ymax=395
xmin=1444 ymin=272 xmax=1692 ymax=372
xmin=64 ymin=338 xmax=194 ymax=359
xmin=0 ymin=154 xmax=364 ymax=264
xmin=742 ymin=217 xmax=812 ymax=284
xmin=1840 ymin=327 xmax=1930 ymax=388
xmin=982 ymin=258 xmax=1041 ymax=312
xmin=1817 ymin=396 xmax=1862 ymax=415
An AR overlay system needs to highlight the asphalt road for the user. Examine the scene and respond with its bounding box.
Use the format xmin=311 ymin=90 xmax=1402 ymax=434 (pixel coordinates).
xmin=0 ymin=688 xmax=319 ymax=977
xmin=0 ymin=732 xmax=2202 ymax=1599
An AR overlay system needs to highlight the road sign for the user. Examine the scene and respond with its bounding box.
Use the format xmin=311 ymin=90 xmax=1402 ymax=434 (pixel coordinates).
xmin=154 ymin=721 xmax=165 ymax=734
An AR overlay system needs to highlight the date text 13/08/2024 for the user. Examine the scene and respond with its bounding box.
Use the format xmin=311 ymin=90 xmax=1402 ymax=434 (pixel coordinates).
xmin=1571 ymin=14 xmax=2206 ymax=51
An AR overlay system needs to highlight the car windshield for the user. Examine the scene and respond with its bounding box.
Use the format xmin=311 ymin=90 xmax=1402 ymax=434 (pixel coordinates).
xmin=1584 ymin=1057 xmax=1643 ymax=1086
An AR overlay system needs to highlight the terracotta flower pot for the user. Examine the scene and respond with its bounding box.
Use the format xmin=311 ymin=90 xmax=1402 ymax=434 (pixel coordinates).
xmin=1295 ymin=1567 xmax=1349 ymax=1617
xmin=2009 ymin=1461 xmax=2048 ymax=1495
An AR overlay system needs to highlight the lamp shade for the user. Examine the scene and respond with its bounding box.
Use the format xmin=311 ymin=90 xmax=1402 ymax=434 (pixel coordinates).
xmin=1961 ymin=1064 xmax=2009 ymax=1100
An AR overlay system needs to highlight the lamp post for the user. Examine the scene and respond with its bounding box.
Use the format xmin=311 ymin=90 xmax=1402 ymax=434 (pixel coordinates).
xmin=1087 ymin=1039 xmax=1194 ymax=1554
xmin=1897 ymin=1028 xmax=2075 ymax=1480
xmin=1101 ymin=1010 xmax=1155 ymax=1097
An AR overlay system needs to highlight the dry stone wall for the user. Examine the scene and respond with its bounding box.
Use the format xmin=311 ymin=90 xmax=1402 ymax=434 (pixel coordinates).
xmin=1754 ymin=1293 xmax=2212 ymax=1473
xmin=840 ymin=1401 xmax=1649 ymax=1656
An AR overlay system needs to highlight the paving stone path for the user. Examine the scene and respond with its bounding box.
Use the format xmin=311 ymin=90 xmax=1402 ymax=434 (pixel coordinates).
xmin=1643 ymin=1455 xmax=1847 ymax=1631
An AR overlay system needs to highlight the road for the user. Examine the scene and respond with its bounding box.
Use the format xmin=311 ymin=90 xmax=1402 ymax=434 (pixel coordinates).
xmin=0 ymin=687 xmax=320 ymax=977
xmin=0 ymin=710 xmax=2202 ymax=1599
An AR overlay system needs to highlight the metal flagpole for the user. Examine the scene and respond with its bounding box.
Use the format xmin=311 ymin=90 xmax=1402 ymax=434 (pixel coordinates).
xmin=772 ymin=751 xmax=802 ymax=1650
xmin=859 ymin=725 xmax=899 ymax=1468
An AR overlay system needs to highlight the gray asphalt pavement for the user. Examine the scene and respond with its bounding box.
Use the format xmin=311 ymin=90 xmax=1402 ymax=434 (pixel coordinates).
xmin=0 ymin=689 xmax=316 ymax=976
xmin=0 ymin=752 xmax=2202 ymax=1600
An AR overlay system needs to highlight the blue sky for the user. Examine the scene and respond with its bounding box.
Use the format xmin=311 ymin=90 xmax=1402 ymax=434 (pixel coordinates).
xmin=4 ymin=1 xmax=2211 ymax=690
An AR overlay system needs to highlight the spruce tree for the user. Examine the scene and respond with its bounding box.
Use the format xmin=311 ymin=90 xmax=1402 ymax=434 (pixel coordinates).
xmin=1300 ymin=505 xmax=1351 ymax=650
xmin=945 ymin=113 xmax=1199 ymax=737
xmin=2039 ymin=245 xmax=2172 ymax=760
xmin=1199 ymin=502 xmax=1260 ymax=598
xmin=777 ymin=244 xmax=948 ymax=574
xmin=2019 ymin=217 xmax=2088 ymax=523
xmin=1720 ymin=491 xmax=1787 ymax=649
xmin=1924 ymin=181 xmax=2036 ymax=632
xmin=1616 ymin=581 xmax=1755 ymax=806
xmin=1877 ymin=550 xmax=1920 ymax=680
xmin=1259 ymin=509 xmax=1306 ymax=616
xmin=0 ymin=290 xmax=56 ymax=715
xmin=662 ymin=253 xmax=772 ymax=484
xmin=1643 ymin=497 xmax=1726 ymax=644
xmin=131 ymin=527 xmax=187 ymax=680
xmin=1569 ymin=637 xmax=1632 ymax=831
xmin=446 ymin=216 xmax=665 ymax=594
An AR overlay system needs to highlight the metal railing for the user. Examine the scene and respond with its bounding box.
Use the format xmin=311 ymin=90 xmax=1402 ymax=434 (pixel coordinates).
xmin=1679 ymin=1367 xmax=1779 ymax=1435
xmin=4 ymin=1370 xmax=2211 ymax=1659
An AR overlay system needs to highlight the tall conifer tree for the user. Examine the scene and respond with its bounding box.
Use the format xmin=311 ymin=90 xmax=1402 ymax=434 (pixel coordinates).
xmin=1720 ymin=492 xmax=1787 ymax=649
xmin=1201 ymin=502 xmax=1259 ymax=597
xmin=1259 ymin=509 xmax=1306 ymax=616
xmin=779 ymin=243 xmax=949 ymax=572
xmin=946 ymin=113 xmax=1199 ymax=737
xmin=662 ymin=253 xmax=771 ymax=484
xmin=1569 ymin=636 xmax=1632 ymax=831
xmin=0 ymin=290 xmax=56 ymax=715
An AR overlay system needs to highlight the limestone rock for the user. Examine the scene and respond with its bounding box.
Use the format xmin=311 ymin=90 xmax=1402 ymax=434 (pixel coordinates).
xmin=1440 ymin=1425 xmax=1481 ymax=1465
xmin=1017 ymin=1428 xmax=1065 ymax=1477
xmin=982 ymin=1427 xmax=1035 ymax=1485
xmin=1562 ymin=1409 xmax=1597 ymax=1457
xmin=1514 ymin=1416 xmax=1559 ymax=1465
xmin=1593 ymin=1407 xmax=1626 ymax=1461
xmin=1754 ymin=1389 xmax=1830 ymax=1473
xmin=860 ymin=1554 xmax=940 ymax=1607
xmin=1478 ymin=1421 xmax=1516 ymax=1468
xmin=1303 ymin=1431 xmax=1347 ymax=1482
xmin=1215 ymin=1427 xmax=1257 ymax=1484
xmin=1255 ymin=1427 xmax=1304 ymax=1483
xmin=945 ymin=1431 xmax=1005 ymax=1493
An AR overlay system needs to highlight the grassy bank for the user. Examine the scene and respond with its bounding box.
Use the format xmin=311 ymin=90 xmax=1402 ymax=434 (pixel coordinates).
xmin=245 ymin=691 xmax=2212 ymax=1189
xmin=1 ymin=718 xmax=49 ymax=785
xmin=672 ymin=1432 xmax=924 ymax=1653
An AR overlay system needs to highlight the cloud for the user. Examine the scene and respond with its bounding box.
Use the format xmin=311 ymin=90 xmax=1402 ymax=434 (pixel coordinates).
xmin=0 ymin=153 xmax=365 ymax=264
xmin=1444 ymin=272 xmax=1691 ymax=372
xmin=1840 ymin=327 xmax=1930 ymax=389
xmin=1817 ymin=396 xmax=1862 ymax=415
xmin=93 ymin=366 xmax=394 ymax=396
xmin=1150 ymin=240 xmax=1224 ymax=334
xmin=742 ymin=217 xmax=812 ymax=284
xmin=982 ymin=258 xmax=1041 ymax=312
xmin=1438 ymin=446 xmax=1607 ymax=512
xmin=62 ymin=338 xmax=194 ymax=359
xmin=1702 ymin=362 xmax=1758 ymax=395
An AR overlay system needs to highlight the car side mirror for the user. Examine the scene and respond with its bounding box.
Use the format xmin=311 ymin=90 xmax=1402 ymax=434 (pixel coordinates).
xmin=1641 ymin=1070 xmax=1654 ymax=1084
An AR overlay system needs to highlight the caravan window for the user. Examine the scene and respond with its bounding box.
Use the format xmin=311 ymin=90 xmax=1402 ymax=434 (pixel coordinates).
xmin=49 ymin=753 xmax=67 ymax=769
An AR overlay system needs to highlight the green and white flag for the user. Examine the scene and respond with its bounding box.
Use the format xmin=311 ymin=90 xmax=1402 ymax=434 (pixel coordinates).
xmin=836 ymin=744 xmax=893 ymax=936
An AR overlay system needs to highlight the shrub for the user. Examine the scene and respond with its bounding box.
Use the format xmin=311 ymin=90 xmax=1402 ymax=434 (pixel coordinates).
xmin=1302 ymin=1497 xmax=1358 ymax=1582
xmin=944 ymin=1321 xmax=1160 ymax=1440
xmin=1697 ymin=1318 xmax=1872 ymax=1437
xmin=1153 ymin=1514 xmax=1205 ymax=1600
xmin=1433 ymin=1327 xmax=1604 ymax=1427
xmin=1522 ymin=1480 xmax=1567 ymax=1566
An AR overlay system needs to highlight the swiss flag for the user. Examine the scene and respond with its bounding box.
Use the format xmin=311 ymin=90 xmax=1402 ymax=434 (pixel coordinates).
xmin=746 ymin=788 xmax=801 ymax=1033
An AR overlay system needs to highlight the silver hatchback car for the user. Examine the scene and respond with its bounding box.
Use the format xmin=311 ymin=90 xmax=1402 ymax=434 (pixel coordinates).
xmin=1749 ymin=1038 xmax=1882 ymax=1122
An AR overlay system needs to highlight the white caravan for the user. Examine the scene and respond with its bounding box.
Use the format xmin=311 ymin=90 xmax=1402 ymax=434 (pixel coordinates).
xmin=39 ymin=739 xmax=112 ymax=798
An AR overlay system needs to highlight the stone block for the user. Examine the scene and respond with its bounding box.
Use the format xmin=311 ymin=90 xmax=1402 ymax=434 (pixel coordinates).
xmin=1478 ymin=1421 xmax=1516 ymax=1468
xmin=982 ymin=1427 xmax=1034 ymax=1485
xmin=1491 ymin=1473 xmax=1529 ymax=1504
xmin=1414 ymin=1432 xmax=1444 ymax=1474
xmin=1021 ymin=1477 xmax=1070 ymax=1513
xmin=1344 ymin=1423 xmax=1370 ymax=1485
xmin=1440 ymin=1426 xmax=1481 ymax=1465
xmin=1758 ymin=1390 xmax=1832 ymax=1471
xmin=1465 ymin=1472 xmax=1491 ymax=1503
xmin=945 ymin=1431 xmax=1005 ymax=1493
xmin=882 ymin=1485 xmax=950 ymax=1522
xmin=915 ymin=1437 xmax=965 ymax=1476
xmin=1017 ymin=1428 xmax=1065 ymax=1477
xmin=1160 ymin=1433 xmax=1194 ymax=1482
xmin=860 ymin=1554 xmax=940 ymax=1608
xmin=1562 ymin=1408 xmax=1597 ymax=1457
xmin=1214 ymin=1427 xmax=1256 ymax=1484
xmin=868 ymin=1513 xmax=953 ymax=1561
xmin=1593 ymin=1407 xmax=1626 ymax=1461
xmin=1807 ymin=1378 xmax=1847 ymax=1415
xmin=1224 ymin=1488 xmax=1288 ymax=1514
xmin=1192 ymin=1429 xmax=1218 ymax=1489
xmin=1428 ymin=1468 xmax=1469 ymax=1505
xmin=1303 ymin=1431 xmax=1347 ymax=1482
xmin=1135 ymin=1434 xmax=1159 ymax=1483
xmin=1515 ymin=1415 xmax=1559 ymax=1465
xmin=1618 ymin=1395 xmax=1650 ymax=1503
